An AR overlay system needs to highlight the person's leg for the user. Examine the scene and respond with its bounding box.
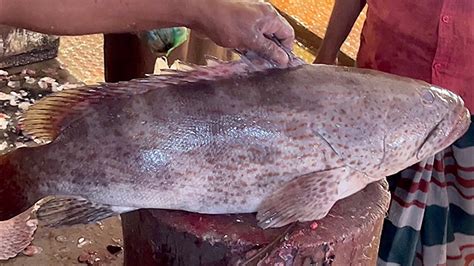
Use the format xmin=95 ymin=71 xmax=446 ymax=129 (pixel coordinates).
xmin=103 ymin=33 xmax=157 ymax=82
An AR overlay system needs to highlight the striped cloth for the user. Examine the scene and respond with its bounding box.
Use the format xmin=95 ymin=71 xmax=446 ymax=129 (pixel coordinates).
xmin=378 ymin=117 xmax=474 ymax=266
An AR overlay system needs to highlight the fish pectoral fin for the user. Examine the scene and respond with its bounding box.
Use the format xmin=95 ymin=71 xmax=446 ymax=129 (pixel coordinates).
xmin=0 ymin=207 xmax=38 ymax=260
xmin=256 ymin=167 xmax=349 ymax=229
xmin=36 ymin=196 xmax=118 ymax=227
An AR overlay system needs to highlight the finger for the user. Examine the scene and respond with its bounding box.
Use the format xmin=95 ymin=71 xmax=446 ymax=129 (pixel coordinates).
xmin=272 ymin=15 xmax=295 ymax=49
xmin=258 ymin=4 xmax=295 ymax=49
xmin=249 ymin=34 xmax=289 ymax=66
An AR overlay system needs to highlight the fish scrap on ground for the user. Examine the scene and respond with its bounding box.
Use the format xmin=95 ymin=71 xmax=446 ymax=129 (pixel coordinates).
xmin=0 ymin=50 xmax=470 ymax=260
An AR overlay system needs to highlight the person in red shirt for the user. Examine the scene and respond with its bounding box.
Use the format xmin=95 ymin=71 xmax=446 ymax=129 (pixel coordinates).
xmin=316 ymin=0 xmax=473 ymax=265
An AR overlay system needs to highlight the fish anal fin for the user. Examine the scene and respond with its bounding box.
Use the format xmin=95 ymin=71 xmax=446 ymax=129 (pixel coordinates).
xmin=20 ymin=48 xmax=306 ymax=145
xmin=0 ymin=207 xmax=38 ymax=260
xmin=36 ymin=196 xmax=120 ymax=227
xmin=256 ymin=167 xmax=349 ymax=229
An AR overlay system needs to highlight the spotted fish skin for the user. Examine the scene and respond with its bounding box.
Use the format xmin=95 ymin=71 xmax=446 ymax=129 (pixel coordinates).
xmin=1 ymin=63 xmax=470 ymax=230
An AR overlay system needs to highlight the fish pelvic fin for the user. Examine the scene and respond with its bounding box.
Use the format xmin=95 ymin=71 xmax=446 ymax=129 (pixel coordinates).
xmin=35 ymin=196 xmax=119 ymax=227
xmin=19 ymin=53 xmax=304 ymax=145
xmin=256 ymin=167 xmax=349 ymax=229
xmin=0 ymin=201 xmax=42 ymax=260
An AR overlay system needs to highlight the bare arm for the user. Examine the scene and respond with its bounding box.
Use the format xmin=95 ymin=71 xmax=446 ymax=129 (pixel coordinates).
xmin=314 ymin=0 xmax=366 ymax=64
xmin=0 ymin=0 xmax=196 ymax=35
xmin=0 ymin=0 xmax=295 ymax=65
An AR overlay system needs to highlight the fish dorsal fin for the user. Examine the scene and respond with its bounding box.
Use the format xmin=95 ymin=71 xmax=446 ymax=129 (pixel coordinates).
xmin=19 ymin=84 xmax=137 ymax=145
xmin=20 ymin=55 xmax=302 ymax=145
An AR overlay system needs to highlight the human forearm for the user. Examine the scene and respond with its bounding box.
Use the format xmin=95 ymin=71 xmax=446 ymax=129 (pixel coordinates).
xmin=0 ymin=0 xmax=197 ymax=35
xmin=314 ymin=0 xmax=366 ymax=64
xmin=0 ymin=0 xmax=295 ymax=66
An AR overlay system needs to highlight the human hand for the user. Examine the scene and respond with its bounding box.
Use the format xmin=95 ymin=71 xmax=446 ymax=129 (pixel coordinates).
xmin=188 ymin=0 xmax=295 ymax=66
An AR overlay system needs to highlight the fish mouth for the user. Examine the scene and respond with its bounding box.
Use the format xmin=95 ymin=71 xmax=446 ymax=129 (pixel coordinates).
xmin=416 ymin=116 xmax=445 ymax=160
xmin=442 ymin=107 xmax=471 ymax=146
xmin=416 ymin=104 xmax=471 ymax=160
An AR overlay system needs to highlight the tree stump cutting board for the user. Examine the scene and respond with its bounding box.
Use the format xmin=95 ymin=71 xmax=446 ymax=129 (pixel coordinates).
xmin=121 ymin=180 xmax=390 ymax=265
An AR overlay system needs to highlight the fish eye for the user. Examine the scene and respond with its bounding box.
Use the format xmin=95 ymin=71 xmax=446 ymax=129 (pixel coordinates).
xmin=420 ymin=89 xmax=435 ymax=105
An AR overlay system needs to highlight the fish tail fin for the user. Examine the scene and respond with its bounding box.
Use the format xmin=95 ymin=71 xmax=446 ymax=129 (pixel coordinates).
xmin=0 ymin=194 xmax=129 ymax=261
xmin=0 ymin=204 xmax=39 ymax=261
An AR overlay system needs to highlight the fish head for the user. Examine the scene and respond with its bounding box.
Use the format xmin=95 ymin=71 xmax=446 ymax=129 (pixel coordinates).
xmin=416 ymin=85 xmax=471 ymax=160
xmin=307 ymin=65 xmax=471 ymax=177
xmin=359 ymin=71 xmax=471 ymax=176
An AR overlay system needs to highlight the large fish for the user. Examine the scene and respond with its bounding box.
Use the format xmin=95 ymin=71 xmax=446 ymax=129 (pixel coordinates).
xmin=0 ymin=54 xmax=470 ymax=260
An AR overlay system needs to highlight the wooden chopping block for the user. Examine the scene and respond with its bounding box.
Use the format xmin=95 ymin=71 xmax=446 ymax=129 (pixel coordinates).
xmin=121 ymin=180 xmax=390 ymax=265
